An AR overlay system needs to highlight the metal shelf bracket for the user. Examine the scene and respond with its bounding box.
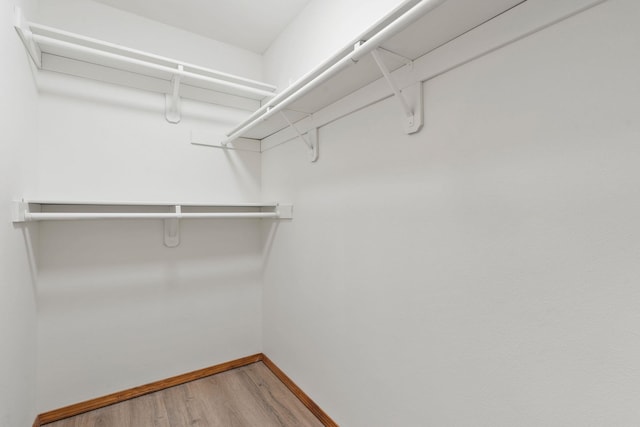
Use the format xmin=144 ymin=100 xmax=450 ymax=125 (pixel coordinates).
xmin=280 ymin=112 xmax=319 ymax=162
xmin=165 ymin=65 xmax=183 ymax=124
xmin=14 ymin=7 xmax=42 ymax=68
xmin=376 ymin=47 xmax=414 ymax=69
xmin=371 ymin=48 xmax=423 ymax=134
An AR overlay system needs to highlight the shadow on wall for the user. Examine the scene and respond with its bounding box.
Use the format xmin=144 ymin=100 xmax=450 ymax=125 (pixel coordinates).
xmin=34 ymin=72 xmax=262 ymax=208
xmin=37 ymin=72 xmax=251 ymax=126
xmin=32 ymin=218 xmax=270 ymax=315
xmin=261 ymin=220 xmax=280 ymax=276
xmin=17 ymin=222 xmax=39 ymax=292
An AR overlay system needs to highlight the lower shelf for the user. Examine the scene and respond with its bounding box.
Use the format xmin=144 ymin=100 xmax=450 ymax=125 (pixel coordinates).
xmin=12 ymin=200 xmax=293 ymax=247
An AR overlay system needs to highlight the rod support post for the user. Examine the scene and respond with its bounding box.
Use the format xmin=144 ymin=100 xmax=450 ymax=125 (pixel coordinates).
xmin=164 ymin=205 xmax=180 ymax=247
xmin=165 ymin=64 xmax=183 ymax=123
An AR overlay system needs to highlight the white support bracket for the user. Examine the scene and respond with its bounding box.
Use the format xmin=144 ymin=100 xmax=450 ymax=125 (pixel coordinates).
xmin=274 ymin=203 xmax=293 ymax=219
xmin=280 ymin=112 xmax=318 ymax=162
xmin=165 ymin=64 xmax=183 ymax=123
xmin=164 ymin=205 xmax=180 ymax=247
xmin=376 ymin=47 xmax=414 ymax=69
xmin=13 ymin=7 xmax=42 ymax=68
xmin=351 ymin=40 xmax=365 ymax=63
xmin=370 ymin=48 xmax=423 ymax=134
xmin=12 ymin=200 xmax=28 ymax=223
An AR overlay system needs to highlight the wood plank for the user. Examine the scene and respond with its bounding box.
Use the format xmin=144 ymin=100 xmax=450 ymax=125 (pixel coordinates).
xmin=261 ymin=355 xmax=339 ymax=427
xmin=243 ymin=361 xmax=326 ymax=426
xmin=38 ymin=353 xmax=262 ymax=425
xmin=43 ymin=361 xmax=325 ymax=427
xmin=38 ymin=353 xmax=336 ymax=426
xmin=181 ymin=368 xmax=250 ymax=426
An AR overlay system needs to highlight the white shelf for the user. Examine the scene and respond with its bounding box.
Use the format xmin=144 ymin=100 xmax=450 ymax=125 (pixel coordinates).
xmin=223 ymin=0 xmax=525 ymax=144
xmin=14 ymin=9 xmax=277 ymax=114
xmin=12 ymin=200 xmax=293 ymax=247
xmin=12 ymin=200 xmax=292 ymax=222
xmin=21 ymin=200 xmax=281 ymax=207
xmin=14 ymin=1 xmax=526 ymax=144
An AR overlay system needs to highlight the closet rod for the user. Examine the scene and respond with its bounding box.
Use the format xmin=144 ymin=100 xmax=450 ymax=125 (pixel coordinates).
xmin=30 ymin=34 xmax=276 ymax=99
xmin=24 ymin=212 xmax=280 ymax=221
xmin=222 ymin=0 xmax=446 ymax=144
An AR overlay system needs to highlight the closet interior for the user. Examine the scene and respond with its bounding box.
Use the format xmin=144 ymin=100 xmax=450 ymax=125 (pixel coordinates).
xmin=3 ymin=0 xmax=639 ymax=425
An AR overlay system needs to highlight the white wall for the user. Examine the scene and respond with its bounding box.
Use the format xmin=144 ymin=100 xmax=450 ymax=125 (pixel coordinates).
xmin=33 ymin=2 xmax=266 ymax=412
xmin=0 ymin=0 xmax=39 ymax=425
xmin=263 ymin=0 xmax=405 ymax=90
xmin=35 ymin=76 xmax=265 ymax=412
xmin=35 ymin=74 xmax=261 ymax=202
xmin=261 ymin=0 xmax=640 ymax=425
xmin=37 ymin=0 xmax=264 ymax=81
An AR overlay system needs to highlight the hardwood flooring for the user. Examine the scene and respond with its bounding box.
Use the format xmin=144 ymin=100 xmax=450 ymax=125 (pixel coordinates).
xmin=43 ymin=362 xmax=325 ymax=427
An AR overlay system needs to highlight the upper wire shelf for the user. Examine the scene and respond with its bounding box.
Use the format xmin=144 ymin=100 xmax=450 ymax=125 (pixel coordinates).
xmin=14 ymin=8 xmax=277 ymax=117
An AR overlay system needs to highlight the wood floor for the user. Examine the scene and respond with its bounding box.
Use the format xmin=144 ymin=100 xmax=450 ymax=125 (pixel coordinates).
xmin=43 ymin=362 xmax=325 ymax=427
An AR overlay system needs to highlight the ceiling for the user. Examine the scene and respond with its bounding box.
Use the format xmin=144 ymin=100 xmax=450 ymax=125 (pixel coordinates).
xmin=93 ymin=0 xmax=311 ymax=54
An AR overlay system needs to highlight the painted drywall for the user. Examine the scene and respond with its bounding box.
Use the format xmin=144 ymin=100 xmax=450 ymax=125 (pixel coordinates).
xmin=33 ymin=2 xmax=267 ymax=412
xmin=35 ymin=74 xmax=261 ymax=203
xmin=35 ymin=75 xmax=265 ymax=411
xmin=0 ymin=0 xmax=39 ymax=425
xmin=262 ymin=0 xmax=405 ymax=90
xmin=261 ymin=0 xmax=640 ymax=425
xmin=37 ymin=0 xmax=264 ymax=81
